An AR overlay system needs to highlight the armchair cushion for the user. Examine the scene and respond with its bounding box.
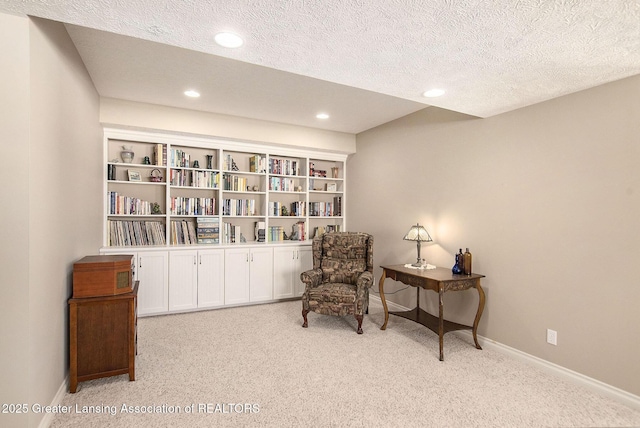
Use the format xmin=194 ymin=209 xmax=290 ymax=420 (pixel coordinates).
xmin=320 ymin=258 xmax=367 ymax=285
xmin=320 ymin=233 xmax=370 ymax=284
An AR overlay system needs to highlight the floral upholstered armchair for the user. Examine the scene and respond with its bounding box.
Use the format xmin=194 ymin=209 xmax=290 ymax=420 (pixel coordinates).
xmin=300 ymin=232 xmax=374 ymax=334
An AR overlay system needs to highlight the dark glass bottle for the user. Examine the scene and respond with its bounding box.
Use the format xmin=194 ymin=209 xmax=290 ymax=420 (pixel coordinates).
xmin=463 ymin=248 xmax=472 ymax=275
xmin=452 ymin=253 xmax=463 ymax=274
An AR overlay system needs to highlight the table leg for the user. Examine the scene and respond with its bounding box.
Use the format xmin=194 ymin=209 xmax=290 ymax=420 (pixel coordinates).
xmin=379 ymin=270 xmax=389 ymax=330
xmin=438 ymin=287 xmax=444 ymax=361
xmin=472 ymin=281 xmax=486 ymax=350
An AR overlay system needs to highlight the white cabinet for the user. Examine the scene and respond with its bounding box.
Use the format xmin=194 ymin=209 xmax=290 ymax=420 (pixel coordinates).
xmin=224 ymin=248 xmax=250 ymax=304
xmin=295 ymin=246 xmax=313 ymax=297
xmin=197 ymin=249 xmax=225 ymax=308
xmin=169 ymin=249 xmax=225 ymax=311
xmin=224 ymin=247 xmax=273 ymax=304
xmin=249 ymin=247 xmax=273 ymax=302
xmin=169 ymin=250 xmax=198 ymax=311
xmin=133 ymin=250 xmax=169 ymax=316
xmin=273 ymin=246 xmax=313 ymax=299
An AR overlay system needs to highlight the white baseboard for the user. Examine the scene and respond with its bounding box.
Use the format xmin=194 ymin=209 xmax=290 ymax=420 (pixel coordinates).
xmin=369 ymin=295 xmax=640 ymax=411
xmin=38 ymin=378 xmax=68 ymax=428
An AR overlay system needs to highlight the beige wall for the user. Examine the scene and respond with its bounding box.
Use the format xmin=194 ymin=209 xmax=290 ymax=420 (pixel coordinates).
xmin=100 ymin=98 xmax=356 ymax=154
xmin=0 ymin=13 xmax=31 ymax=428
xmin=0 ymin=15 xmax=102 ymax=428
xmin=28 ymin=17 xmax=102 ymax=428
xmin=348 ymin=74 xmax=640 ymax=395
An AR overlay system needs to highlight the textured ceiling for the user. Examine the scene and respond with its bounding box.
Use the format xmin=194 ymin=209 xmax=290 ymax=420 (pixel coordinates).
xmin=2 ymin=0 xmax=639 ymax=133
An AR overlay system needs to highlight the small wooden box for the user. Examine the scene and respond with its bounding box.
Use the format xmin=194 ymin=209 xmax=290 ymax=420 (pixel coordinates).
xmin=73 ymin=255 xmax=134 ymax=298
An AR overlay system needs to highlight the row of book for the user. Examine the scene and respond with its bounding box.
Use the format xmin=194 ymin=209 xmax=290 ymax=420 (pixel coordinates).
xmin=268 ymin=176 xmax=300 ymax=192
xmin=153 ymin=144 xmax=167 ymax=166
xmin=249 ymin=154 xmax=266 ymax=173
xmin=268 ymin=201 xmax=306 ymax=217
xmin=269 ymin=158 xmax=300 ymax=176
xmin=108 ymin=219 xmax=338 ymax=246
xmin=169 ymin=197 xmax=215 ymax=216
xmin=308 ymin=162 xmax=327 ymax=177
xmin=108 ymin=191 xmax=158 ymax=215
xmin=222 ymin=222 xmax=241 ymax=243
xmin=222 ymin=199 xmax=257 ymax=216
xmin=268 ymin=221 xmax=306 ymax=241
xmin=309 ymin=197 xmax=342 ymax=217
xmin=268 ymin=226 xmax=285 ymax=242
xmin=170 ymin=220 xmax=198 ymax=245
xmin=223 ymin=154 xmax=267 ymax=173
xmin=197 ymin=217 xmax=219 ymax=244
xmin=291 ymin=221 xmax=306 ymax=241
xmin=311 ymin=224 xmax=342 ymax=238
xmin=223 ymin=174 xmax=250 ymax=191
xmin=170 ymin=169 xmax=220 ymax=188
xmin=169 ymin=148 xmax=192 ymax=168
xmin=107 ymin=220 xmax=166 ymax=246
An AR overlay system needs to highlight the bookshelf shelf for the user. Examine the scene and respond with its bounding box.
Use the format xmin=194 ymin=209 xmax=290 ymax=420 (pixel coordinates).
xmin=104 ymin=128 xmax=347 ymax=248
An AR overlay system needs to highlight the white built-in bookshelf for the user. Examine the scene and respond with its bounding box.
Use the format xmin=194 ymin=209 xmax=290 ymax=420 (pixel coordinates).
xmin=104 ymin=128 xmax=347 ymax=249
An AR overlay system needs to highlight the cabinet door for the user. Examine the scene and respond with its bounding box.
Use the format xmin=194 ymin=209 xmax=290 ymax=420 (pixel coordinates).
xmin=273 ymin=247 xmax=295 ymax=299
xmin=136 ymin=251 xmax=169 ymax=315
xmin=224 ymin=248 xmax=250 ymax=304
xmin=295 ymin=246 xmax=313 ymax=297
xmin=198 ymin=249 xmax=225 ymax=308
xmin=169 ymin=250 xmax=198 ymax=311
xmin=249 ymin=247 xmax=273 ymax=302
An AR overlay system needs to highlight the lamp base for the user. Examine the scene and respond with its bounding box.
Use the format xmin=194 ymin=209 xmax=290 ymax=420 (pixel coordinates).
xmin=410 ymin=259 xmax=423 ymax=268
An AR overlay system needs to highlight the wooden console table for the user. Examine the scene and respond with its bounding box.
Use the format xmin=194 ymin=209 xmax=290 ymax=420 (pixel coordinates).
xmin=69 ymin=281 xmax=138 ymax=393
xmin=379 ymin=265 xmax=485 ymax=361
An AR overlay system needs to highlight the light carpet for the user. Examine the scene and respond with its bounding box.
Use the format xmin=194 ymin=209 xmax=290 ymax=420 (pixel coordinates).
xmin=50 ymin=300 xmax=640 ymax=427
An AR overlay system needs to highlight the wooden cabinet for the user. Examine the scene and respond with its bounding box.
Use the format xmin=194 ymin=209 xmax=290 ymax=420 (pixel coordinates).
xmin=69 ymin=282 xmax=138 ymax=393
xmin=224 ymin=247 xmax=273 ymax=304
xmin=273 ymin=246 xmax=313 ymax=299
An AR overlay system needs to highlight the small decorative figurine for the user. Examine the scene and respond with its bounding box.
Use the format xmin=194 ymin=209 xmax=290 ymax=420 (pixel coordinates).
xmin=150 ymin=168 xmax=163 ymax=182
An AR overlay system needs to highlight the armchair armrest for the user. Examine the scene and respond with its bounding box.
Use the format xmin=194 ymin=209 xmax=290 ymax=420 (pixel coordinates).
xmin=300 ymin=268 xmax=323 ymax=288
xmin=356 ymin=271 xmax=374 ymax=289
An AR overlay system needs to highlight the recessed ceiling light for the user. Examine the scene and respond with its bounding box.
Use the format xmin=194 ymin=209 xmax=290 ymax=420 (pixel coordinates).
xmin=316 ymin=113 xmax=330 ymax=119
xmin=423 ymin=88 xmax=445 ymax=98
xmin=184 ymin=90 xmax=200 ymax=98
xmin=214 ymin=32 xmax=243 ymax=48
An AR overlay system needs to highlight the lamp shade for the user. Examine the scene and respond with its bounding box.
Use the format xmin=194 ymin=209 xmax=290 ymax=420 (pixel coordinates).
xmin=403 ymin=223 xmax=432 ymax=242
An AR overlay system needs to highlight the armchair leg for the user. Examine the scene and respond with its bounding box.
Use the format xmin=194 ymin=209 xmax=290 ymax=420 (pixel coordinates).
xmin=302 ymin=309 xmax=309 ymax=328
xmin=355 ymin=315 xmax=363 ymax=334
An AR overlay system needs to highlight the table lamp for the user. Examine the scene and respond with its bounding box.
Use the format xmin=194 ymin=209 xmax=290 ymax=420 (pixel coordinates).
xmin=403 ymin=223 xmax=433 ymax=267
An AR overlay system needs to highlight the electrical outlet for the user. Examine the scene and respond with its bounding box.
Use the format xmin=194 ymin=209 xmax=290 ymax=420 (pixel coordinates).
xmin=546 ymin=329 xmax=557 ymax=346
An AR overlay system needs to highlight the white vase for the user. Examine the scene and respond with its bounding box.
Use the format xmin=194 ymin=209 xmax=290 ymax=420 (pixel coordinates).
xmin=121 ymin=146 xmax=134 ymax=163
